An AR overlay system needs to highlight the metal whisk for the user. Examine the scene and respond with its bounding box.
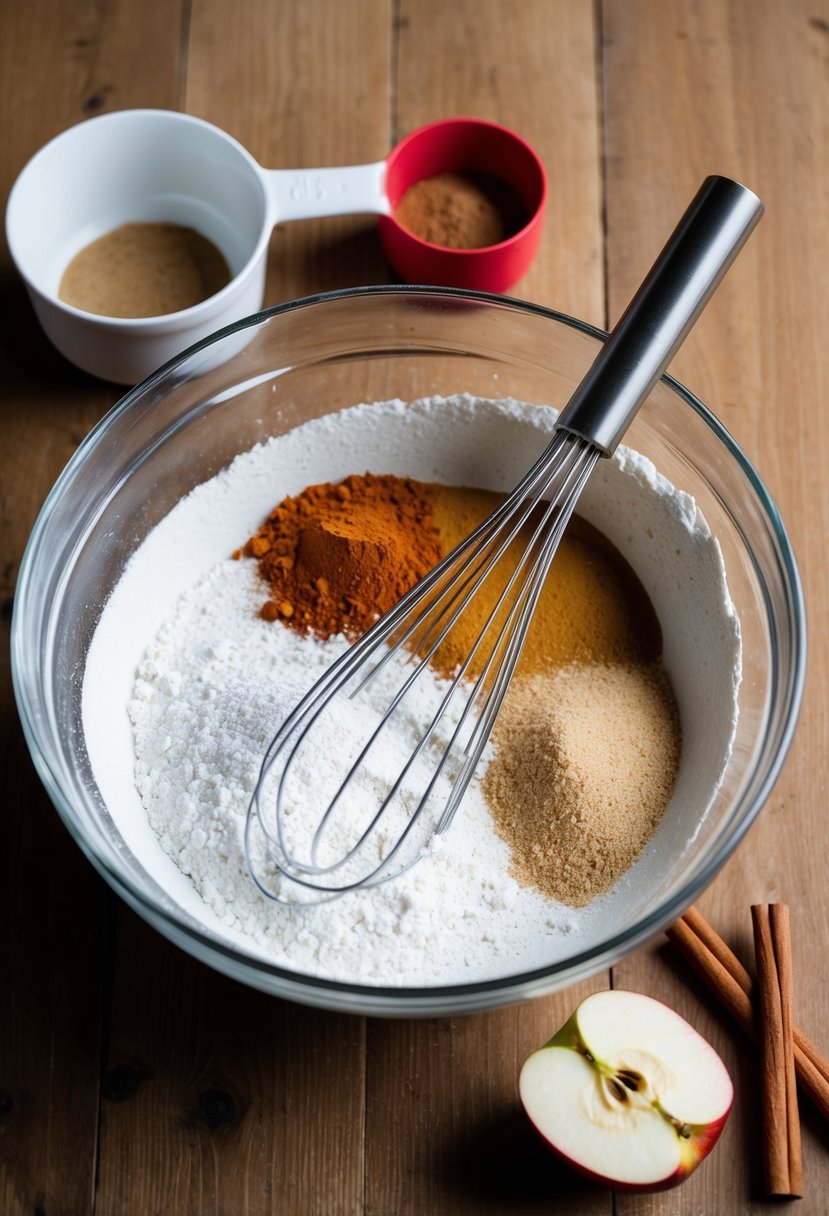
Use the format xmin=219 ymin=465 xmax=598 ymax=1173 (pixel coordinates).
xmin=246 ymin=176 xmax=763 ymax=902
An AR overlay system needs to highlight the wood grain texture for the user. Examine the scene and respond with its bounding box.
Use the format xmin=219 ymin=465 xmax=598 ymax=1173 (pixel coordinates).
xmin=0 ymin=2 xmax=183 ymax=1214
xmin=604 ymin=1 xmax=829 ymax=1210
xmin=95 ymin=910 xmax=366 ymax=1216
xmin=2 ymin=1 xmax=828 ymax=1213
xmin=365 ymin=1002 xmax=611 ymax=1216
xmin=185 ymin=0 xmax=393 ymax=304
xmin=396 ymin=0 xmax=604 ymax=322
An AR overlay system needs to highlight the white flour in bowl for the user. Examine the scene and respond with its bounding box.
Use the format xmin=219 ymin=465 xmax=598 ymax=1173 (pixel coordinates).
xmin=82 ymin=394 xmax=741 ymax=986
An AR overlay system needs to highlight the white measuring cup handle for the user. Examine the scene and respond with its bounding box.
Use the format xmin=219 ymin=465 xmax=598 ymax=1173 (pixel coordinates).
xmin=261 ymin=161 xmax=390 ymax=224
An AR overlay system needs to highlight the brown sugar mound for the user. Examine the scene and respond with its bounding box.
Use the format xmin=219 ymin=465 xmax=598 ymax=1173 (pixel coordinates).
xmin=237 ymin=472 xmax=443 ymax=640
xmin=59 ymin=222 xmax=231 ymax=318
xmin=484 ymin=663 xmax=680 ymax=907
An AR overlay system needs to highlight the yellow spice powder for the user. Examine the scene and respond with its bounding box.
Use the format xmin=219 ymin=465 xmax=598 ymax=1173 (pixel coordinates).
xmin=242 ymin=474 xmax=681 ymax=907
xmin=429 ymin=484 xmax=663 ymax=675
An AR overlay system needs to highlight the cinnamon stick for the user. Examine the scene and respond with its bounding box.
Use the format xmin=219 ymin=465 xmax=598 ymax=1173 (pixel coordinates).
xmin=772 ymin=904 xmax=804 ymax=1199
xmin=665 ymin=906 xmax=829 ymax=1123
xmin=682 ymin=904 xmax=753 ymax=991
xmin=666 ymin=915 xmax=754 ymax=1035
xmin=751 ymin=903 xmax=803 ymax=1198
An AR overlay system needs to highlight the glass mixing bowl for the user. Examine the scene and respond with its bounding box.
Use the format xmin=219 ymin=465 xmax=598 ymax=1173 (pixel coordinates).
xmin=12 ymin=286 xmax=805 ymax=1016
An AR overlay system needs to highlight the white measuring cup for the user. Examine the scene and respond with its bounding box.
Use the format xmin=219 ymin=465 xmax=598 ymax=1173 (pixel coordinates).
xmin=5 ymin=109 xmax=546 ymax=383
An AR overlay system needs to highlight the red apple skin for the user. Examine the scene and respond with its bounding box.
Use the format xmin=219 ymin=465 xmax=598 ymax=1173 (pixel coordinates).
xmin=526 ymin=1103 xmax=732 ymax=1193
xmin=520 ymin=992 xmax=734 ymax=1193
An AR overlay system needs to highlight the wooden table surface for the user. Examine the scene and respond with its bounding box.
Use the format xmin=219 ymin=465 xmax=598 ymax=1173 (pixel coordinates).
xmin=2 ymin=1 xmax=828 ymax=1212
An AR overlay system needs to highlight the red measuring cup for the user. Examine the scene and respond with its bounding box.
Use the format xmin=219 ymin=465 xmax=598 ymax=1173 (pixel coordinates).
xmin=380 ymin=117 xmax=547 ymax=292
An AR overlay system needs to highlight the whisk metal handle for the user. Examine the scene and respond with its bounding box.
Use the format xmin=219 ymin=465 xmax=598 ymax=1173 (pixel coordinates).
xmin=556 ymin=175 xmax=763 ymax=456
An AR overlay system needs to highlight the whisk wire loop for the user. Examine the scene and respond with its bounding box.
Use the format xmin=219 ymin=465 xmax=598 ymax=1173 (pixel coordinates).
xmin=249 ymin=432 xmax=601 ymax=898
xmin=245 ymin=176 xmax=765 ymax=902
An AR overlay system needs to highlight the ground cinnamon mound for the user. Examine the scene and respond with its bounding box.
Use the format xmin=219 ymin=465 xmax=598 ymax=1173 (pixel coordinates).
xmin=394 ymin=171 xmax=527 ymax=249
xmin=484 ymin=663 xmax=680 ymax=907
xmin=239 ymin=473 xmax=680 ymax=906
xmin=237 ymin=472 xmax=443 ymax=639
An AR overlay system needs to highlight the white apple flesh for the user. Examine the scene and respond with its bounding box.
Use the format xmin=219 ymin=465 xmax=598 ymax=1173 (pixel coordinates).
xmin=519 ymin=989 xmax=732 ymax=1192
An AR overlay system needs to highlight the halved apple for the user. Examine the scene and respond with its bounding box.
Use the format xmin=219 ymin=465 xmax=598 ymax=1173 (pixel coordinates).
xmin=519 ymin=989 xmax=733 ymax=1192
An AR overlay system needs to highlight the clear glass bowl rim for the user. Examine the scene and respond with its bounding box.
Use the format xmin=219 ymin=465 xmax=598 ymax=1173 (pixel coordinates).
xmin=11 ymin=284 xmax=808 ymax=1015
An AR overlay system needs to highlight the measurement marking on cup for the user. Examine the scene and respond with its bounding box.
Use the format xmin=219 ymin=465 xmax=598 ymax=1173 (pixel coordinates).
xmin=289 ymin=175 xmax=330 ymax=201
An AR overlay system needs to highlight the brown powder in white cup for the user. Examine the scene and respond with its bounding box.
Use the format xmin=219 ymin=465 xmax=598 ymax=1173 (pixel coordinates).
xmin=59 ymin=221 xmax=231 ymax=318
